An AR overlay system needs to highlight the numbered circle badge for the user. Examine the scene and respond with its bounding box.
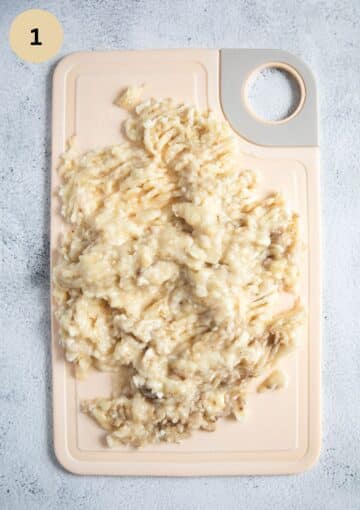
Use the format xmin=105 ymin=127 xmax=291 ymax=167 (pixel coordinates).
xmin=9 ymin=9 xmax=63 ymax=63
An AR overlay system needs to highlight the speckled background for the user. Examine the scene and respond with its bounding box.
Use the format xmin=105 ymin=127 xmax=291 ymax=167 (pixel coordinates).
xmin=1 ymin=0 xmax=359 ymax=509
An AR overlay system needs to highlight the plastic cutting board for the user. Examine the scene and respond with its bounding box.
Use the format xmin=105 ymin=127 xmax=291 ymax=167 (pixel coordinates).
xmin=51 ymin=49 xmax=321 ymax=475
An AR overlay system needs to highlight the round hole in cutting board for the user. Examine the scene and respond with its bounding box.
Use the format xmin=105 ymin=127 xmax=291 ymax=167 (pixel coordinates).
xmin=245 ymin=65 xmax=303 ymax=123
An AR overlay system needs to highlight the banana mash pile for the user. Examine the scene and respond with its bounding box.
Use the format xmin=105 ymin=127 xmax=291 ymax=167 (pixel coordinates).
xmin=53 ymin=87 xmax=303 ymax=447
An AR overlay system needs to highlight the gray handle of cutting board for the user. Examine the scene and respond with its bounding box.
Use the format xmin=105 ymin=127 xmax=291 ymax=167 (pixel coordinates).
xmin=220 ymin=49 xmax=318 ymax=147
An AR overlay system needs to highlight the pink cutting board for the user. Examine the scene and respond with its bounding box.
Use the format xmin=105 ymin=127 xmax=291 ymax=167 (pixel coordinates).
xmin=51 ymin=49 xmax=321 ymax=475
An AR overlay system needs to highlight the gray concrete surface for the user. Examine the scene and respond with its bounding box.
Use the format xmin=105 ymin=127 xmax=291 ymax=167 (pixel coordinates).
xmin=1 ymin=0 xmax=359 ymax=509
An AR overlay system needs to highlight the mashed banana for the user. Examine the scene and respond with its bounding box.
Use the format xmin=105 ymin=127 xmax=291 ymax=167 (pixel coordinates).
xmin=53 ymin=88 xmax=303 ymax=447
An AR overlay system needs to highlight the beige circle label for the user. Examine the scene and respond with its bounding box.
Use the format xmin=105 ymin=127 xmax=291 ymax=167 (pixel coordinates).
xmin=9 ymin=9 xmax=63 ymax=63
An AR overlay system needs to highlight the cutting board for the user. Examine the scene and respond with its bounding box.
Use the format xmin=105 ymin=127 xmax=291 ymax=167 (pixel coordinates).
xmin=51 ymin=49 xmax=321 ymax=475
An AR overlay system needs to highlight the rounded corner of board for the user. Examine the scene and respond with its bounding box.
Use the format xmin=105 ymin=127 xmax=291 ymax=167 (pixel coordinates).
xmin=52 ymin=51 xmax=90 ymax=83
xmin=298 ymin=448 xmax=322 ymax=475
xmin=53 ymin=445 xmax=84 ymax=476
xmin=291 ymin=434 xmax=322 ymax=475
